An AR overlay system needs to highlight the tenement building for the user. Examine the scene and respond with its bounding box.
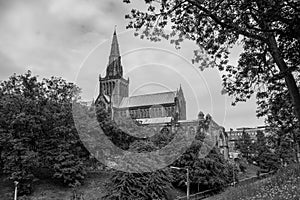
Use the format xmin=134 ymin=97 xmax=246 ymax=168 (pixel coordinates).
xmin=226 ymin=126 xmax=270 ymax=158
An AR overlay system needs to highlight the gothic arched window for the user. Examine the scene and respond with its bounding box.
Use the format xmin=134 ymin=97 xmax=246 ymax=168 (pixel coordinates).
xmin=109 ymin=82 xmax=112 ymax=95
xmin=142 ymin=109 xmax=145 ymax=118
xmin=112 ymin=82 xmax=115 ymax=93
xmin=105 ymin=83 xmax=108 ymax=95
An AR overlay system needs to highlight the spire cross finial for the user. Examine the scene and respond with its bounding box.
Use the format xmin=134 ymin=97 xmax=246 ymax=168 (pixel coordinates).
xmin=114 ymin=25 xmax=117 ymax=34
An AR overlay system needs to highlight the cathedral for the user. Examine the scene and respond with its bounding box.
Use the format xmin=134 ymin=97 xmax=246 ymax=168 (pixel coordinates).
xmin=96 ymin=29 xmax=186 ymax=124
xmin=95 ymin=29 xmax=229 ymax=159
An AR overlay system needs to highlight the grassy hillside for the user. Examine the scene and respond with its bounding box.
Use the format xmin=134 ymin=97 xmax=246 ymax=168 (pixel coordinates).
xmin=206 ymin=164 xmax=300 ymax=200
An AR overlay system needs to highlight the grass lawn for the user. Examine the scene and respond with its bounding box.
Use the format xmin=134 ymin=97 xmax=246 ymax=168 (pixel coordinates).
xmin=0 ymin=163 xmax=264 ymax=200
xmin=237 ymin=163 xmax=260 ymax=180
xmin=205 ymin=164 xmax=300 ymax=200
xmin=0 ymin=171 xmax=185 ymax=200
xmin=0 ymin=172 xmax=110 ymax=200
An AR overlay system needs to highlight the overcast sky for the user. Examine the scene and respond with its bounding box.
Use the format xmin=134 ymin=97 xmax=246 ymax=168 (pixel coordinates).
xmin=0 ymin=0 xmax=265 ymax=130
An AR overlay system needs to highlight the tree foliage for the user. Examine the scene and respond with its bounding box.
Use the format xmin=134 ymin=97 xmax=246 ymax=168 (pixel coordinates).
xmin=257 ymin=76 xmax=300 ymax=164
xmin=252 ymin=131 xmax=279 ymax=170
xmin=95 ymin=107 xmax=140 ymax=150
xmin=123 ymin=0 xmax=300 ymax=126
xmin=103 ymin=169 xmax=174 ymax=200
xmin=101 ymin=110 xmax=233 ymax=197
xmin=171 ymin=121 xmax=234 ymax=191
xmin=0 ymin=71 xmax=88 ymax=195
xmin=235 ymin=130 xmax=253 ymax=162
xmin=103 ymin=139 xmax=174 ymax=200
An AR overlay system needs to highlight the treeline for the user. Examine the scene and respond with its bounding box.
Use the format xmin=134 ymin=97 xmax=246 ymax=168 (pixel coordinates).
xmin=1 ymin=71 xmax=236 ymax=199
xmin=0 ymin=71 xmax=89 ymax=196
xmin=236 ymin=127 xmax=299 ymax=171
xmin=99 ymin=109 xmax=236 ymax=199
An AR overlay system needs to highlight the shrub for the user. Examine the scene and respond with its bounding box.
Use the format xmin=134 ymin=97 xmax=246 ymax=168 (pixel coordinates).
xmin=103 ymin=170 xmax=174 ymax=200
xmin=53 ymin=150 xmax=86 ymax=187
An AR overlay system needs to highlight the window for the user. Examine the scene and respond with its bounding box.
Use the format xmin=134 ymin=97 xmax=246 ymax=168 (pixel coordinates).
xmin=141 ymin=110 xmax=145 ymax=118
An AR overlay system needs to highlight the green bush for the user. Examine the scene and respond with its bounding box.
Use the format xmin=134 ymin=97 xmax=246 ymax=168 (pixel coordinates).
xmin=53 ymin=150 xmax=86 ymax=187
xmin=103 ymin=170 xmax=174 ymax=200
xmin=103 ymin=138 xmax=174 ymax=199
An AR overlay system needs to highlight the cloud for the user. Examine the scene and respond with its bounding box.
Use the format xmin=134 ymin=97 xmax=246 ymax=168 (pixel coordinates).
xmin=0 ymin=50 xmax=23 ymax=77
xmin=0 ymin=0 xmax=265 ymax=129
xmin=0 ymin=0 xmax=129 ymax=81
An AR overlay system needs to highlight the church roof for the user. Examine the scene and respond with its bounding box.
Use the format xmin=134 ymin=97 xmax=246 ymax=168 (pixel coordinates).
xmin=118 ymin=91 xmax=177 ymax=108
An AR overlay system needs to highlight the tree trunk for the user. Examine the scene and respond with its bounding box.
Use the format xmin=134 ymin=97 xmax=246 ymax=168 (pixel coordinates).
xmin=292 ymin=131 xmax=299 ymax=163
xmin=267 ymin=36 xmax=300 ymax=130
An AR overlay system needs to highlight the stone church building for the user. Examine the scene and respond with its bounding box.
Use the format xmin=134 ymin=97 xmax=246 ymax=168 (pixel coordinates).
xmin=96 ymin=29 xmax=186 ymax=123
xmin=96 ymin=29 xmax=229 ymax=160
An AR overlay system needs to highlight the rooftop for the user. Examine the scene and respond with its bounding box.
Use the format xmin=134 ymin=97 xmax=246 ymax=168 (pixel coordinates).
xmin=118 ymin=91 xmax=177 ymax=108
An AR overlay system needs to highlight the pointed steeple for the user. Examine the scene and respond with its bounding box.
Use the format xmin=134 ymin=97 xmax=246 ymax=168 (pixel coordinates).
xmin=104 ymin=27 xmax=123 ymax=79
xmin=109 ymin=26 xmax=120 ymax=65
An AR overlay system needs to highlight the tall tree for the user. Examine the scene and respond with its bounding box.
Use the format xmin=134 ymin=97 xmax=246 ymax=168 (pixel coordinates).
xmin=253 ymin=131 xmax=279 ymax=170
xmin=257 ymin=77 xmax=300 ymax=163
xmin=170 ymin=115 xmax=234 ymax=192
xmin=235 ymin=130 xmax=253 ymax=162
xmin=0 ymin=71 xmax=87 ymax=195
xmin=123 ymin=0 xmax=300 ymax=128
xmin=103 ymin=139 xmax=175 ymax=200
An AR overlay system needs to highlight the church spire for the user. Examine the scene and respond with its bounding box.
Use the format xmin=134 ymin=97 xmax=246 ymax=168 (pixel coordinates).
xmin=109 ymin=26 xmax=120 ymax=65
xmin=105 ymin=27 xmax=123 ymax=79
